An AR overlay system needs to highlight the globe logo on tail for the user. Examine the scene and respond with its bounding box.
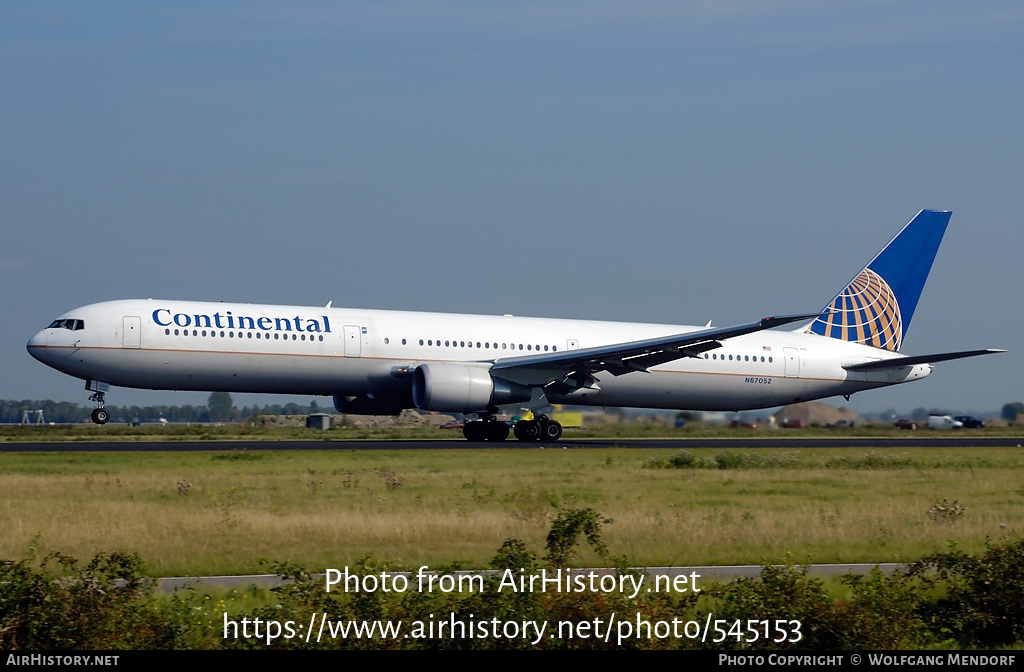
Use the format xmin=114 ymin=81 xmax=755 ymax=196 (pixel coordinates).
xmin=805 ymin=268 xmax=903 ymax=351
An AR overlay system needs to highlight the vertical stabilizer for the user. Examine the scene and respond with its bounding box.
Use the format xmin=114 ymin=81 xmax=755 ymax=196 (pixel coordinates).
xmin=804 ymin=210 xmax=950 ymax=351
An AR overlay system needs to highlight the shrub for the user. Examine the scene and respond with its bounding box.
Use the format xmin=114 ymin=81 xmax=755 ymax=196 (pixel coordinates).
xmin=909 ymin=537 xmax=1024 ymax=647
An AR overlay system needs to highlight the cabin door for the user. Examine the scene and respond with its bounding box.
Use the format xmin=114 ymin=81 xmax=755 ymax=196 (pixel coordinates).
xmin=344 ymin=325 xmax=362 ymax=357
xmin=122 ymin=316 xmax=141 ymax=348
xmin=783 ymin=347 xmax=800 ymax=377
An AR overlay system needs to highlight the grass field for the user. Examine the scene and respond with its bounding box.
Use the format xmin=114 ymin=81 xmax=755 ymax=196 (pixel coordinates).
xmin=2 ymin=444 xmax=1023 ymax=577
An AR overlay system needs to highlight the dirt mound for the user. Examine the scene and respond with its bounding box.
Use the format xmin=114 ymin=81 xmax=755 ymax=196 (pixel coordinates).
xmin=258 ymin=409 xmax=455 ymax=429
xmin=776 ymin=401 xmax=864 ymax=427
xmin=341 ymin=409 xmax=455 ymax=428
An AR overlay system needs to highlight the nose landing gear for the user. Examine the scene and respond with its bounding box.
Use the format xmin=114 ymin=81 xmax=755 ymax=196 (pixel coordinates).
xmin=90 ymin=406 xmax=109 ymax=425
xmin=86 ymin=380 xmax=110 ymax=425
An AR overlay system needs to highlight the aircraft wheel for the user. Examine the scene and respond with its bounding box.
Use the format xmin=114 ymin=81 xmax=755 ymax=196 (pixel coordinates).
xmin=486 ymin=421 xmax=510 ymax=442
xmin=91 ymin=408 xmax=109 ymax=425
xmin=463 ymin=421 xmax=488 ymax=442
xmin=514 ymin=420 xmax=540 ymax=441
xmin=541 ymin=420 xmax=563 ymax=441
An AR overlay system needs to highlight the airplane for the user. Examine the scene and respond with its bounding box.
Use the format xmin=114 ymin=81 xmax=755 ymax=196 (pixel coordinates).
xmin=27 ymin=210 xmax=1002 ymax=441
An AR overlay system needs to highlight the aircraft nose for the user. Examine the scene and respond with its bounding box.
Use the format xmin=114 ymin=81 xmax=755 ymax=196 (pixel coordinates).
xmin=26 ymin=330 xmax=48 ymax=362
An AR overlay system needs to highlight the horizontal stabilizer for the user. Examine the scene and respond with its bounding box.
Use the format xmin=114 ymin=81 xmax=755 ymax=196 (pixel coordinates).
xmin=843 ymin=349 xmax=1005 ymax=371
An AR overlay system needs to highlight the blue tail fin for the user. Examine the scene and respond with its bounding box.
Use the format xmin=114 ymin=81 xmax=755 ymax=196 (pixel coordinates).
xmin=804 ymin=209 xmax=950 ymax=352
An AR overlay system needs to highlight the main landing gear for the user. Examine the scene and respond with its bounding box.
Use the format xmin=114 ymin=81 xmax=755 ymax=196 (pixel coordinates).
xmin=513 ymin=415 xmax=563 ymax=442
xmin=462 ymin=416 xmax=510 ymax=442
xmin=462 ymin=415 xmax=563 ymax=442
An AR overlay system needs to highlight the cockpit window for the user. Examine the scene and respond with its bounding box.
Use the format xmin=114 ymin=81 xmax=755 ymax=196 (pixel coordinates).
xmin=47 ymin=319 xmax=84 ymax=331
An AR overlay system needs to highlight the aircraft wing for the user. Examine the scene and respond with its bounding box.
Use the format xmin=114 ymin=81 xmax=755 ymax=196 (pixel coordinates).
xmin=843 ymin=349 xmax=1005 ymax=371
xmin=490 ymin=313 xmax=825 ymax=390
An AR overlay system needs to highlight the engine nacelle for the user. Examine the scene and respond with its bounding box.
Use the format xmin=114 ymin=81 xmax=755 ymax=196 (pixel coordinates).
xmin=411 ymin=363 xmax=531 ymax=413
xmin=333 ymin=394 xmax=411 ymax=416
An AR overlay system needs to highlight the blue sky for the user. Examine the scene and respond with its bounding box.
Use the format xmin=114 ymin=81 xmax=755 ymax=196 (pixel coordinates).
xmin=2 ymin=2 xmax=1021 ymax=415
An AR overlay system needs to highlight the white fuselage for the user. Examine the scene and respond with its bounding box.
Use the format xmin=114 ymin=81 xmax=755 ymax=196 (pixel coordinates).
xmin=27 ymin=299 xmax=931 ymax=412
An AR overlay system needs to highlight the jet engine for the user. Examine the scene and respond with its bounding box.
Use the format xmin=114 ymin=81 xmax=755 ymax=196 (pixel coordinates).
xmin=411 ymin=363 xmax=531 ymax=413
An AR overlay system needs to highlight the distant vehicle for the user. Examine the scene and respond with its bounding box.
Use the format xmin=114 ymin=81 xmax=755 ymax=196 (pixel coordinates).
xmin=730 ymin=420 xmax=758 ymax=429
xmin=894 ymin=419 xmax=919 ymax=430
xmin=953 ymin=415 xmax=985 ymax=429
xmin=780 ymin=419 xmax=805 ymax=429
xmin=928 ymin=414 xmax=963 ymax=430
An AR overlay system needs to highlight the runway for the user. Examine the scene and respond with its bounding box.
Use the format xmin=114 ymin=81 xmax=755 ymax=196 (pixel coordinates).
xmin=2 ymin=436 xmax=1022 ymax=451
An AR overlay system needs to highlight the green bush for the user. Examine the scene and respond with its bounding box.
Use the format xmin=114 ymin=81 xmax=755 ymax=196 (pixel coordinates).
xmin=0 ymin=550 xmax=199 ymax=649
xmin=3 ymin=527 xmax=1024 ymax=649
xmin=909 ymin=537 xmax=1024 ymax=647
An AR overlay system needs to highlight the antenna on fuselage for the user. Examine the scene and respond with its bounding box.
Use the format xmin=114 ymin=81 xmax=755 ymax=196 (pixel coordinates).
xmin=326 ymin=300 xmax=333 ymax=308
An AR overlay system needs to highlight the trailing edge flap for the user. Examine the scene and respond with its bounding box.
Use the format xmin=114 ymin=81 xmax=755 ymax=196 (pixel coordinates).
xmin=491 ymin=312 xmax=827 ymax=377
xmin=843 ymin=349 xmax=1005 ymax=372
